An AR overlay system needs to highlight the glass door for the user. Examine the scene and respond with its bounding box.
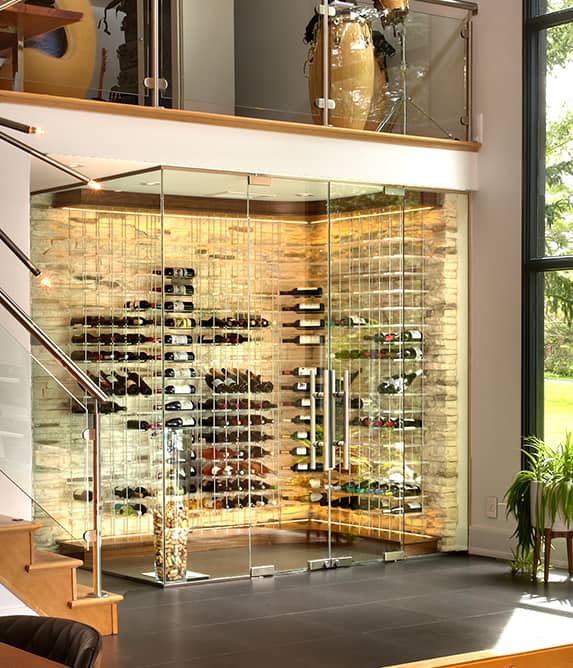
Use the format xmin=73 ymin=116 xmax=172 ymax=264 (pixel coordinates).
xmin=248 ymin=175 xmax=333 ymax=575
xmin=327 ymin=183 xmax=412 ymax=563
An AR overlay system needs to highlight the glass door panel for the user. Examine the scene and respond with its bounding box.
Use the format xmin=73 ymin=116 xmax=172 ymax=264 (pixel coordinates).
xmin=160 ymin=168 xmax=252 ymax=580
xmin=327 ymin=182 xmax=410 ymax=562
xmin=248 ymin=175 xmax=331 ymax=574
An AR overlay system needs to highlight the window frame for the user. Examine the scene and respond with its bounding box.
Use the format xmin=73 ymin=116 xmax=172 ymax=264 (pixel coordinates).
xmin=523 ymin=1 xmax=573 ymax=445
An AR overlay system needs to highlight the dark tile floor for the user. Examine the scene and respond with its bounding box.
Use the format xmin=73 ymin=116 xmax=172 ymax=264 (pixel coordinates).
xmin=98 ymin=553 xmax=573 ymax=668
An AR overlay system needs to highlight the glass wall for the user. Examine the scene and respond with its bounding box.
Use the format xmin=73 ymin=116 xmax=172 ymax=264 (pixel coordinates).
xmin=30 ymin=168 xmax=468 ymax=585
xmin=524 ymin=2 xmax=573 ymax=443
xmin=0 ymin=0 xmax=474 ymax=140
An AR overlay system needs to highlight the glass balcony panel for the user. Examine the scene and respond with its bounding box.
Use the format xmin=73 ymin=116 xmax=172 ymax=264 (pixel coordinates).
xmin=0 ymin=1 xmax=472 ymax=140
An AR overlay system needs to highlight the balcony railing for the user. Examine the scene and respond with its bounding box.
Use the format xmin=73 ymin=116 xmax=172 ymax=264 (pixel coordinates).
xmin=0 ymin=0 xmax=477 ymax=140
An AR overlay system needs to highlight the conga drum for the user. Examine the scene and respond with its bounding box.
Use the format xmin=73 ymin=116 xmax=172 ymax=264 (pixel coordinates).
xmin=308 ymin=14 xmax=375 ymax=130
xmin=364 ymin=56 xmax=389 ymax=131
xmin=373 ymin=0 xmax=409 ymax=25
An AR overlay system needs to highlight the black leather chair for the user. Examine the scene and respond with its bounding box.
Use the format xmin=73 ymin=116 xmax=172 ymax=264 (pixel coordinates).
xmin=0 ymin=615 xmax=102 ymax=668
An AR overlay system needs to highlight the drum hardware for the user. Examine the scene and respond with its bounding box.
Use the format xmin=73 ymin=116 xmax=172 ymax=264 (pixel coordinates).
xmin=374 ymin=23 xmax=460 ymax=139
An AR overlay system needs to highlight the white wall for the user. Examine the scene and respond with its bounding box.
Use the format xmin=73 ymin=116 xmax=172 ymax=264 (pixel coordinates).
xmin=0 ymin=146 xmax=33 ymax=521
xmin=468 ymin=0 xmax=523 ymax=559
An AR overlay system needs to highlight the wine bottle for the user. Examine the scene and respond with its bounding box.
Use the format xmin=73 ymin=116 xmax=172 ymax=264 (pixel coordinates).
xmin=102 ymin=333 xmax=158 ymax=345
xmin=124 ymin=372 xmax=140 ymax=396
xmin=282 ymin=367 xmax=323 ymax=377
xmin=155 ymin=267 xmax=196 ymax=278
xmin=291 ymin=430 xmax=310 ymax=440
xmin=238 ymin=446 xmax=270 ymax=459
xmin=247 ymin=461 xmax=273 ymax=476
xmin=402 ymin=329 xmax=423 ymax=341
xmin=161 ymin=301 xmax=194 ymax=312
xmin=364 ymin=332 xmax=399 ymax=343
xmin=199 ymin=334 xmax=249 ymax=344
xmin=285 ymin=398 xmax=310 ymax=408
xmin=124 ymin=300 xmax=154 ymax=310
xmin=247 ymin=414 xmax=274 ymax=426
xmin=71 ymin=332 xmax=100 ymax=344
xmin=85 ymin=369 xmax=111 ymax=396
xmin=70 ymin=315 xmax=114 ymax=327
xmin=163 ymin=399 xmax=195 ymax=411
xmin=164 ymin=334 xmax=193 ymax=345
xmin=282 ymin=381 xmax=323 ymax=393
xmin=400 ymin=347 xmax=423 ymax=360
xmin=164 ymin=317 xmax=196 ymax=328
xmin=125 ymin=316 xmax=155 ymax=327
xmin=337 ymin=315 xmax=369 ymax=326
xmin=280 ymin=287 xmax=322 ymax=297
xmin=377 ymin=369 xmax=423 ymax=394
xmin=202 ymin=415 xmax=243 ymax=428
xmin=282 ymin=319 xmax=325 ymax=329
xmin=164 ymin=351 xmax=195 ymax=362
xmin=111 ymin=371 xmax=127 ymax=395
xmin=164 ymin=367 xmax=196 ymax=378
xmin=290 ymin=445 xmax=323 ymax=456
xmin=220 ymin=368 xmax=247 ymax=393
xmin=246 ymin=370 xmax=274 ymax=393
xmin=165 ymin=417 xmax=196 ymax=428
xmin=201 ymin=316 xmax=229 ymax=328
xmin=153 ymin=284 xmax=194 ymax=295
xmin=281 ymin=302 xmax=325 ymax=313
xmin=127 ymin=420 xmax=160 ymax=431
xmin=291 ymin=462 xmax=324 ymax=472
xmin=164 ymin=384 xmax=196 ymax=394
xmin=251 ymin=315 xmax=270 ymax=328
xmin=128 ymin=372 xmax=153 ymax=396
xmin=205 ymin=368 xmax=230 ymax=393
xmin=282 ymin=335 xmax=325 ymax=346
xmin=334 ymin=349 xmax=362 ymax=359
xmin=71 ymin=350 xmax=155 ymax=362
xmin=291 ymin=415 xmax=311 ymax=424
xmin=72 ymin=401 xmax=125 ymax=414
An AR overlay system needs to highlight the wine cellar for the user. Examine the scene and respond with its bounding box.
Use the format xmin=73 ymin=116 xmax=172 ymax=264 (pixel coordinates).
xmin=29 ymin=168 xmax=467 ymax=584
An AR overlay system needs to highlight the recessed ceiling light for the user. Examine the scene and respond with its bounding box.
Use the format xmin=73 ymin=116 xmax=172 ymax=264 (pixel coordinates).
xmin=69 ymin=162 xmax=85 ymax=168
xmin=141 ymin=181 xmax=160 ymax=186
xmin=295 ymin=192 xmax=314 ymax=198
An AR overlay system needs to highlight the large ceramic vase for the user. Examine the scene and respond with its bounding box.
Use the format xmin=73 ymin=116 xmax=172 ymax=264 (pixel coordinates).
xmin=308 ymin=15 xmax=375 ymax=130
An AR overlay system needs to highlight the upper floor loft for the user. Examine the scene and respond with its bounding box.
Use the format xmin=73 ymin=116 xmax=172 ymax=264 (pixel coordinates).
xmin=0 ymin=0 xmax=479 ymax=143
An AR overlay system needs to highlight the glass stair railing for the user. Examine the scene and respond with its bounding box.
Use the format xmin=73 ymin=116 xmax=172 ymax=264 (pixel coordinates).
xmin=0 ymin=285 xmax=107 ymax=598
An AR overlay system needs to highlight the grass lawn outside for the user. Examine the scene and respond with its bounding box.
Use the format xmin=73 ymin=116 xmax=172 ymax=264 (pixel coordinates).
xmin=544 ymin=377 xmax=573 ymax=444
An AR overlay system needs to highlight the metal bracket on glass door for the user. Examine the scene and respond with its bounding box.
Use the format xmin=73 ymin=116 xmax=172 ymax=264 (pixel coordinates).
xmin=314 ymin=98 xmax=336 ymax=110
xmin=316 ymin=3 xmax=336 ymax=16
xmin=309 ymin=369 xmax=318 ymax=470
xmin=308 ymin=556 xmax=353 ymax=571
xmin=336 ymin=370 xmax=350 ymax=470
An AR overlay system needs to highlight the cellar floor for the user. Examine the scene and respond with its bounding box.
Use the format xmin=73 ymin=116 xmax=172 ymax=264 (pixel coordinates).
xmin=75 ymin=527 xmax=435 ymax=583
xmin=92 ymin=553 xmax=573 ymax=668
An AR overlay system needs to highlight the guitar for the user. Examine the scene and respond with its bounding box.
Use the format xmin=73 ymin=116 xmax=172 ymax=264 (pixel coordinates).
xmin=0 ymin=0 xmax=97 ymax=98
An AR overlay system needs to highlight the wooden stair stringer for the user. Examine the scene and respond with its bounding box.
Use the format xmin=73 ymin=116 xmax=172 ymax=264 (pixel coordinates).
xmin=0 ymin=516 xmax=122 ymax=635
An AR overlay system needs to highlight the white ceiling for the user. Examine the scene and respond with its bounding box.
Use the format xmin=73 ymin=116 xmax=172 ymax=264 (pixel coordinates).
xmin=33 ymin=154 xmax=388 ymax=202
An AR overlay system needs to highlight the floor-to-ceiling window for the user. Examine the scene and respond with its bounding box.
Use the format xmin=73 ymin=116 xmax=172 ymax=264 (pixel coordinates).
xmin=524 ymin=1 xmax=573 ymax=444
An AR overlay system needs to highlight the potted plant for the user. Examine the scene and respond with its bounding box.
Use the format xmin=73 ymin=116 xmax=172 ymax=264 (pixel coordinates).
xmin=505 ymin=432 xmax=573 ymax=577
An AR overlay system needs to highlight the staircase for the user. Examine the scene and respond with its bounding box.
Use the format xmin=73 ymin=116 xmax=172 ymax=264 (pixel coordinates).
xmin=0 ymin=515 xmax=122 ymax=635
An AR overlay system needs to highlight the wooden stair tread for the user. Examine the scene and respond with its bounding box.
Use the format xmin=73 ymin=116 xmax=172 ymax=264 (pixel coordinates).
xmin=68 ymin=584 xmax=123 ymax=609
xmin=0 ymin=515 xmax=42 ymax=533
xmin=27 ymin=549 xmax=84 ymax=572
